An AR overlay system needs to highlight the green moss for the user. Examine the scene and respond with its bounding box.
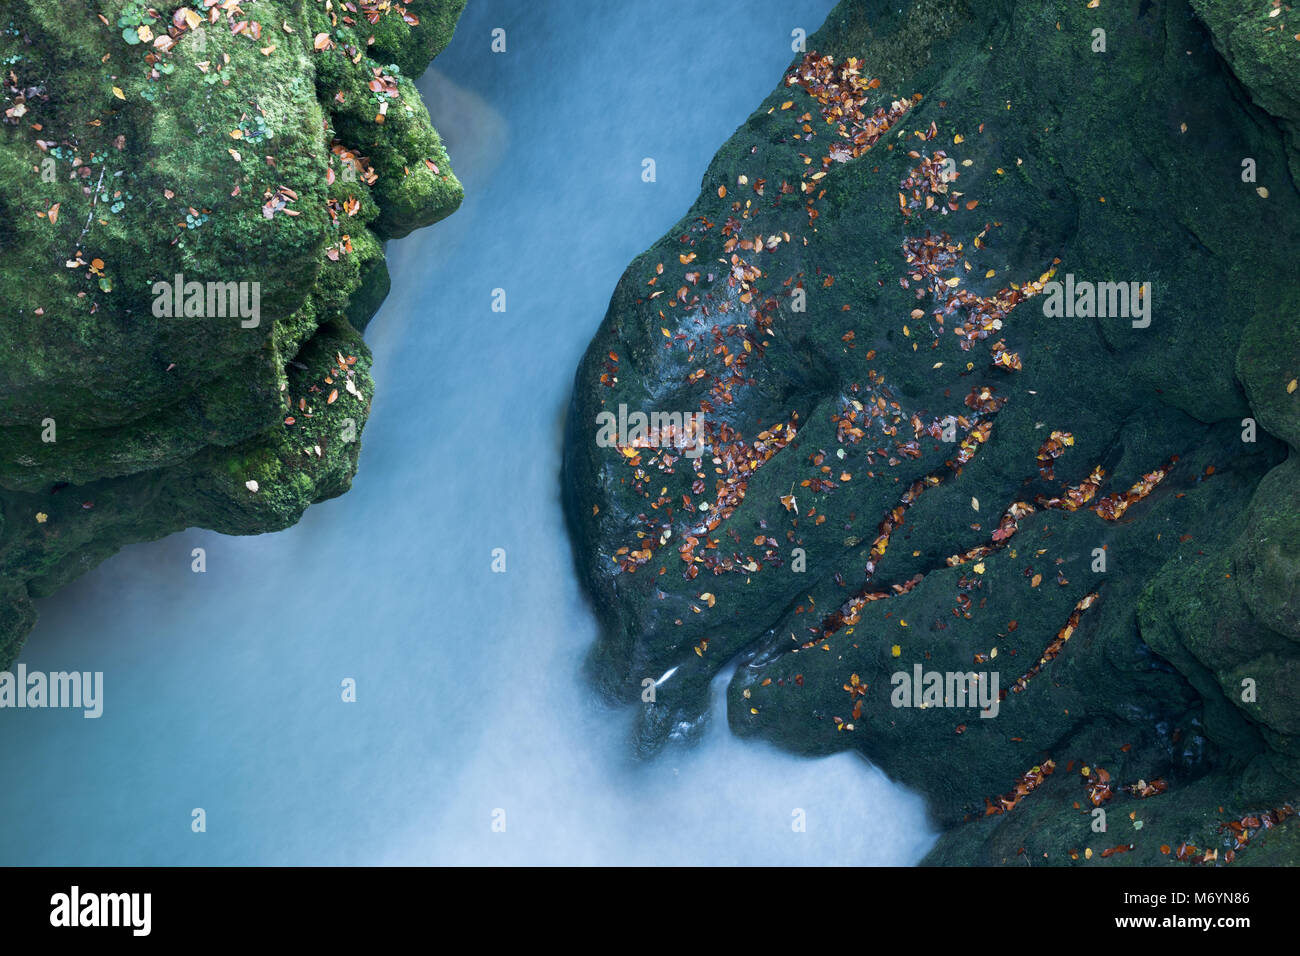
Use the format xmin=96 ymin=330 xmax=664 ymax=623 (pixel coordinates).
xmin=0 ymin=0 xmax=466 ymax=663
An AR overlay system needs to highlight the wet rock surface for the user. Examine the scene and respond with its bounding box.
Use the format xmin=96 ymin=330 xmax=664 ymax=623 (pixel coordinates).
xmin=566 ymin=0 xmax=1300 ymax=863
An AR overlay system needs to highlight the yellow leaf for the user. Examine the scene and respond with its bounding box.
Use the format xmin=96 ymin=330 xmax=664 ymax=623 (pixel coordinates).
xmin=112 ymin=86 xmax=125 ymax=100
xmin=891 ymin=645 xmax=901 ymax=657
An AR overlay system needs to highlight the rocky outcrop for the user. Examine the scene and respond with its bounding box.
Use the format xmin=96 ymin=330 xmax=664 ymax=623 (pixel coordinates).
xmin=565 ymin=0 xmax=1300 ymax=864
xmin=0 ymin=0 xmax=465 ymax=665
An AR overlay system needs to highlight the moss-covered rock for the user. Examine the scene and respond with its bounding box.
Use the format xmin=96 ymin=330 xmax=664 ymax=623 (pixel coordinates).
xmin=564 ymin=0 xmax=1300 ymax=865
xmin=0 ymin=0 xmax=465 ymax=662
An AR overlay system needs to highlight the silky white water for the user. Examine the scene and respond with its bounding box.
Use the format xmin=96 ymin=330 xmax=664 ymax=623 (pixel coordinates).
xmin=0 ymin=0 xmax=935 ymax=865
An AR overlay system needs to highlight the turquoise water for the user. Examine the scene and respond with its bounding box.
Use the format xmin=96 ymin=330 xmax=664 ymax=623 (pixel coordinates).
xmin=0 ymin=0 xmax=935 ymax=865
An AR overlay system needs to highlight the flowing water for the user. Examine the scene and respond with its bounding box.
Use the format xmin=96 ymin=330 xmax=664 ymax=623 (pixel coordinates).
xmin=0 ymin=0 xmax=935 ymax=865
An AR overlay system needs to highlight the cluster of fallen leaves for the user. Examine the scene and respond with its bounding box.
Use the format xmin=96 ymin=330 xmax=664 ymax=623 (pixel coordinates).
xmin=1005 ymin=592 xmax=1099 ymax=695
xmin=900 ymin=227 xmax=1059 ymax=359
xmin=282 ymin=350 xmax=361 ymax=436
xmin=3 ymin=67 xmax=41 ymax=123
xmin=107 ymin=5 xmax=200 ymax=56
xmin=1169 ymin=802 xmax=1296 ymax=864
xmin=785 ymin=59 xmax=918 ymax=227
xmin=1122 ymin=777 xmax=1168 ymax=799
xmin=1081 ymin=763 xmax=1114 ymax=806
xmin=785 ymin=53 xmax=918 ymax=169
xmin=261 ymin=183 xmax=300 ymax=219
xmin=984 ymin=759 xmax=1056 ymax=816
xmin=613 ymin=418 xmax=799 ymax=578
xmin=326 ymin=194 xmax=361 ymax=224
xmin=316 ymin=0 xmax=417 ymax=64
xmin=990 ymin=339 xmax=1022 ymax=371
xmin=1034 ymin=457 xmax=1174 ymax=520
xmin=899 ymin=148 xmax=960 ymax=218
xmin=802 ymin=418 xmax=996 ymax=646
xmin=1093 ymin=462 xmax=1174 ymax=521
xmin=1035 ymin=431 xmax=1074 ymax=480
xmin=329 ymin=143 xmax=378 ymax=185
xmin=943 ymin=444 xmax=1177 ymax=582
xmin=354 ymin=1 xmax=421 ymax=28
xmin=1039 ymin=465 xmax=1105 ymax=511
xmin=843 ymin=672 xmax=869 ymax=722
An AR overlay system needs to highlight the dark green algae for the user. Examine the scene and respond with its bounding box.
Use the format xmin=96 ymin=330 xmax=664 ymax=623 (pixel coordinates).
xmin=565 ymin=0 xmax=1300 ymax=864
